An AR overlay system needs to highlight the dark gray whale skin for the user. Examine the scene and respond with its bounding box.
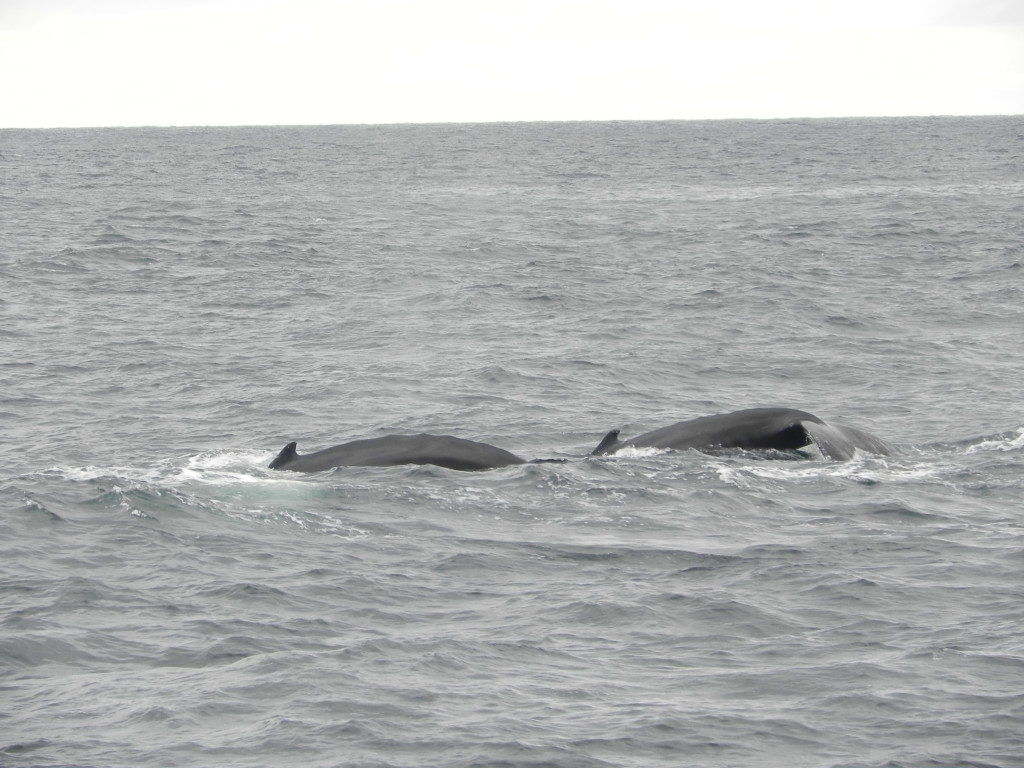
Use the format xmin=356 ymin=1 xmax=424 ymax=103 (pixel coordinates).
xmin=591 ymin=407 xmax=891 ymax=461
xmin=269 ymin=433 xmax=533 ymax=472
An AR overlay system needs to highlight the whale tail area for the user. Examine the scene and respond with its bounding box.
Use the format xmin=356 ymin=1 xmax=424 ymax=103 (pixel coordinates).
xmin=269 ymin=441 xmax=298 ymax=469
xmin=801 ymin=421 xmax=891 ymax=461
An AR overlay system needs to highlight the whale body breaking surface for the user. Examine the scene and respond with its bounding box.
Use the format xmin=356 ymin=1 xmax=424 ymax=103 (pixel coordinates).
xmin=268 ymin=433 xmax=531 ymax=472
xmin=591 ymin=407 xmax=891 ymax=461
xmin=269 ymin=407 xmax=891 ymax=473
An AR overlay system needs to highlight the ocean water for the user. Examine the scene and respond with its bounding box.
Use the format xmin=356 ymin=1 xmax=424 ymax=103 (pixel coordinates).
xmin=1 ymin=117 xmax=1022 ymax=768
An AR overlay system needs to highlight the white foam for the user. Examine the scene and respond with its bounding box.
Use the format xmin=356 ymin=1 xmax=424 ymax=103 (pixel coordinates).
xmin=607 ymin=446 xmax=670 ymax=459
xmin=39 ymin=453 xmax=369 ymax=538
xmin=224 ymin=505 xmax=367 ymax=538
xmin=54 ymin=464 xmax=147 ymax=483
xmin=185 ymin=450 xmax=270 ymax=471
xmin=43 ymin=449 xmax=305 ymax=490
xmin=712 ymin=454 xmax=957 ymax=488
xmin=964 ymin=428 xmax=1024 ymax=454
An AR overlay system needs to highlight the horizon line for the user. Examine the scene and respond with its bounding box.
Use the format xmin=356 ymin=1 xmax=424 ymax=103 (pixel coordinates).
xmin=2 ymin=112 xmax=1022 ymax=131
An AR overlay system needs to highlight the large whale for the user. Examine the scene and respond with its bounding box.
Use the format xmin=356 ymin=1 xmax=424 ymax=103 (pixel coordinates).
xmin=269 ymin=433 xmax=544 ymax=472
xmin=590 ymin=407 xmax=890 ymax=461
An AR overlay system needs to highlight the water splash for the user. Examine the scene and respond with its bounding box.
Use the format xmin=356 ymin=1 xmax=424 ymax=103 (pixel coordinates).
xmin=964 ymin=427 xmax=1024 ymax=454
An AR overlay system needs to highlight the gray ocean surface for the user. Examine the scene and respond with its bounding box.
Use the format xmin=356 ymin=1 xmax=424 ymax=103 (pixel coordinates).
xmin=1 ymin=117 xmax=1023 ymax=768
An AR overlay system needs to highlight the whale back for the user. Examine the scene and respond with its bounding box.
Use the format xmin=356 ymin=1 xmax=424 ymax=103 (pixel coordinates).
xmin=268 ymin=434 xmax=528 ymax=472
xmin=589 ymin=408 xmax=889 ymax=461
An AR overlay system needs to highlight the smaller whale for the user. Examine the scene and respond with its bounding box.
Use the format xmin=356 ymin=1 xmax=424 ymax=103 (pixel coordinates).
xmin=591 ymin=407 xmax=890 ymax=461
xmin=269 ymin=433 xmax=551 ymax=473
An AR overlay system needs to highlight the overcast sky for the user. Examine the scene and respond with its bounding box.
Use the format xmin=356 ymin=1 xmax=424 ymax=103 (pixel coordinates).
xmin=1 ymin=0 xmax=1022 ymax=128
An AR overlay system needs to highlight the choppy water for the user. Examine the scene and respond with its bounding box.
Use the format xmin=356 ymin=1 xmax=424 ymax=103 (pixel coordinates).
xmin=2 ymin=117 xmax=1023 ymax=768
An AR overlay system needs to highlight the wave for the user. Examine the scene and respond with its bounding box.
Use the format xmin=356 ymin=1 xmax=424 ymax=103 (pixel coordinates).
xmin=44 ymin=450 xmax=279 ymax=488
xmin=713 ymin=453 xmax=958 ymax=489
xmin=963 ymin=427 xmax=1024 ymax=454
xmin=20 ymin=451 xmax=371 ymax=537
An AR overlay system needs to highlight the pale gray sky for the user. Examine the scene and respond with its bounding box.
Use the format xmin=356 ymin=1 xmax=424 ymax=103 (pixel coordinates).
xmin=1 ymin=0 xmax=1022 ymax=127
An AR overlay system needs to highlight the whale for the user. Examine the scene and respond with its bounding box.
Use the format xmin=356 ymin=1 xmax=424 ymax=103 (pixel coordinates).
xmin=590 ymin=407 xmax=891 ymax=461
xmin=269 ymin=433 xmax=543 ymax=472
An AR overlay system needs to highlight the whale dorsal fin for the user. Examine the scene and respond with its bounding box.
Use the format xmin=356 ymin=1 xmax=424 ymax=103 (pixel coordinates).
xmin=591 ymin=429 xmax=623 ymax=456
xmin=269 ymin=441 xmax=298 ymax=469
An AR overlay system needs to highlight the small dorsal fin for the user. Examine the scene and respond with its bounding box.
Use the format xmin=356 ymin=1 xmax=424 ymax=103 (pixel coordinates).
xmin=269 ymin=441 xmax=298 ymax=469
xmin=591 ymin=429 xmax=623 ymax=456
